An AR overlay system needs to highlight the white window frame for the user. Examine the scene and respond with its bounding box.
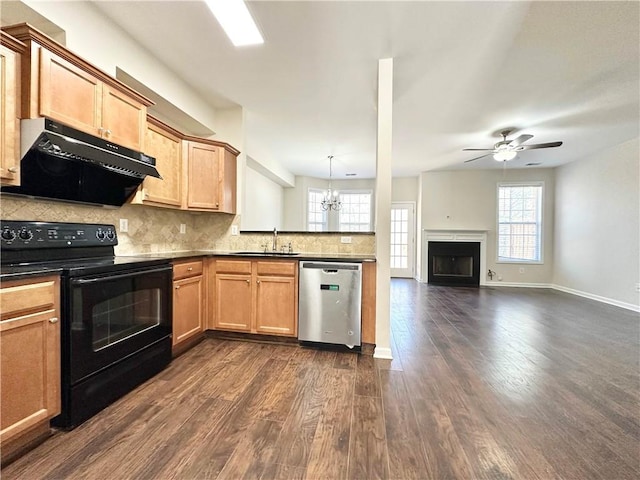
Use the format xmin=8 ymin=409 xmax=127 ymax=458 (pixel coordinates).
xmin=307 ymin=188 xmax=328 ymax=231
xmin=338 ymin=189 xmax=373 ymax=232
xmin=496 ymin=182 xmax=544 ymax=264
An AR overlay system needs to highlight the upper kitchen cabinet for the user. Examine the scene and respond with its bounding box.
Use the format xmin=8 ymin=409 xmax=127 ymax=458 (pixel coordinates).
xmin=182 ymin=136 xmax=239 ymax=213
xmin=2 ymin=23 xmax=151 ymax=152
xmin=0 ymin=32 xmax=25 ymax=187
xmin=130 ymin=116 xmax=183 ymax=208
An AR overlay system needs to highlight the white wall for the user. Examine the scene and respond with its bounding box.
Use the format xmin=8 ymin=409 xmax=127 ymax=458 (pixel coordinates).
xmin=553 ymin=138 xmax=640 ymax=309
xmin=243 ymin=167 xmax=283 ymax=232
xmin=392 ymin=176 xmax=419 ymax=202
xmin=420 ymin=168 xmax=556 ymax=284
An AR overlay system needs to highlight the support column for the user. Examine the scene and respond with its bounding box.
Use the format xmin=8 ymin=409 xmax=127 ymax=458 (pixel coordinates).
xmin=374 ymin=58 xmax=393 ymax=359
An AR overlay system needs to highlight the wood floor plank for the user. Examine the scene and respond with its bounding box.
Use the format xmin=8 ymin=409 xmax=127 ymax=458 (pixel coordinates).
xmin=347 ymin=395 xmax=389 ymax=480
xmin=216 ymin=419 xmax=283 ymax=480
xmin=354 ymin=351 xmax=382 ymax=397
xmin=305 ymin=368 xmax=355 ymax=479
xmin=268 ymin=366 xmax=327 ymax=468
xmin=379 ymin=369 xmax=430 ymax=479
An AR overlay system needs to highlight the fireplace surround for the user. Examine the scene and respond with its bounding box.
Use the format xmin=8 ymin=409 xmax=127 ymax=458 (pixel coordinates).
xmin=423 ymin=230 xmax=488 ymax=286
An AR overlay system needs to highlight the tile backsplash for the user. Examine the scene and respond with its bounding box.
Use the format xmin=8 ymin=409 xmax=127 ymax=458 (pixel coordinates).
xmin=0 ymin=197 xmax=375 ymax=255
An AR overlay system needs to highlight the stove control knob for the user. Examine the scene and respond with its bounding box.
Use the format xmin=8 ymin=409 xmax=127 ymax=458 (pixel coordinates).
xmin=18 ymin=229 xmax=33 ymax=241
xmin=106 ymin=230 xmax=116 ymax=241
xmin=1 ymin=229 xmax=16 ymax=241
xmin=96 ymin=230 xmax=106 ymax=240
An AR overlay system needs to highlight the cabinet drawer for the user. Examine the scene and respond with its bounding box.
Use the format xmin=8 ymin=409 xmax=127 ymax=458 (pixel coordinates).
xmin=256 ymin=260 xmax=296 ymax=277
xmin=173 ymin=260 xmax=203 ymax=280
xmin=215 ymin=260 xmax=252 ymax=275
xmin=0 ymin=278 xmax=57 ymax=320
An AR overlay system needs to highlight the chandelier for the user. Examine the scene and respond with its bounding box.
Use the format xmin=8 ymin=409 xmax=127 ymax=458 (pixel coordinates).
xmin=321 ymin=155 xmax=341 ymax=211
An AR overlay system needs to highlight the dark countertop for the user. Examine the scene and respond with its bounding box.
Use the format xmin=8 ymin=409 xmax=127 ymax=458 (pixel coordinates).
xmin=122 ymin=250 xmax=377 ymax=263
xmin=1 ymin=250 xmax=376 ymax=282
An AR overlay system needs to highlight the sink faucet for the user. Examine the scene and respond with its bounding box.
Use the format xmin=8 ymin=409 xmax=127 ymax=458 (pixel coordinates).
xmin=272 ymin=227 xmax=278 ymax=252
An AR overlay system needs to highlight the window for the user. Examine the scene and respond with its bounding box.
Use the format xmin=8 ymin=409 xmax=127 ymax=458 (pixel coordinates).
xmin=338 ymin=191 xmax=372 ymax=231
xmin=497 ymin=183 xmax=543 ymax=263
xmin=307 ymin=189 xmax=327 ymax=231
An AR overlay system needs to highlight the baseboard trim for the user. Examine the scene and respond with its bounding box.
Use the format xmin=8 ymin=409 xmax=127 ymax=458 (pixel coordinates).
xmin=373 ymin=346 xmax=393 ymax=359
xmin=551 ymin=284 xmax=640 ymax=313
xmin=484 ymin=281 xmax=552 ymax=288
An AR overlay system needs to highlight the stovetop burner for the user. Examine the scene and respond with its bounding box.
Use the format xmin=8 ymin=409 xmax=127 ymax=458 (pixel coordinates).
xmin=1 ymin=220 xmax=169 ymax=277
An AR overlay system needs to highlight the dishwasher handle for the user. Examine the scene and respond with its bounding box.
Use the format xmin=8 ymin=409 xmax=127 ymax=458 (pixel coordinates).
xmin=301 ymin=262 xmax=360 ymax=271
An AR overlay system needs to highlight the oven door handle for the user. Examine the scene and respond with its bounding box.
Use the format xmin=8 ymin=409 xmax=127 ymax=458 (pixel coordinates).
xmin=70 ymin=266 xmax=172 ymax=285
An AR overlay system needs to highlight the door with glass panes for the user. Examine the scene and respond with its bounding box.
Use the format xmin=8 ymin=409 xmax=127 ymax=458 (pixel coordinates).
xmin=390 ymin=202 xmax=415 ymax=278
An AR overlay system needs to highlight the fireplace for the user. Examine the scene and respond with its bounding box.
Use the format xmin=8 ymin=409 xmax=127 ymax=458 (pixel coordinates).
xmin=428 ymin=241 xmax=480 ymax=287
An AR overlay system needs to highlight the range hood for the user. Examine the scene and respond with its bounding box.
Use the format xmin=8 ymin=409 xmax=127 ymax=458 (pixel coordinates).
xmin=2 ymin=118 xmax=161 ymax=207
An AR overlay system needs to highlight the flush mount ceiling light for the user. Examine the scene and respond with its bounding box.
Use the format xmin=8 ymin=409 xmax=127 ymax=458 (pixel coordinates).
xmin=493 ymin=147 xmax=517 ymax=162
xmin=205 ymin=0 xmax=264 ymax=47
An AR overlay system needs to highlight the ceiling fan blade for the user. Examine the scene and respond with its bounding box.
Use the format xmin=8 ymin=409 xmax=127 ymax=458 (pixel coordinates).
xmin=508 ymin=134 xmax=533 ymax=147
xmin=462 ymin=148 xmax=494 ymax=151
xmin=519 ymin=141 xmax=563 ymax=150
xmin=464 ymin=153 xmax=493 ymax=163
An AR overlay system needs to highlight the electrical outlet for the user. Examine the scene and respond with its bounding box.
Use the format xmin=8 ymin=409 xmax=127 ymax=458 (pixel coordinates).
xmin=231 ymin=225 xmax=239 ymax=236
xmin=341 ymin=236 xmax=352 ymax=244
xmin=519 ymin=267 xmax=525 ymax=274
xmin=635 ymin=283 xmax=640 ymax=292
xmin=119 ymin=218 xmax=128 ymax=233
xmin=179 ymin=223 xmax=186 ymax=234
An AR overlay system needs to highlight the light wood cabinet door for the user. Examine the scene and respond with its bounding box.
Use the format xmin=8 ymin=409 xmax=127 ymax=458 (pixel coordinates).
xmin=0 ymin=41 xmax=20 ymax=186
xmin=38 ymin=48 xmax=102 ymax=137
xmin=0 ymin=276 xmax=60 ymax=445
xmin=133 ymin=118 xmax=182 ymax=207
xmin=214 ymin=274 xmax=252 ymax=332
xmin=184 ymin=141 xmax=221 ymax=210
xmin=255 ymin=275 xmax=297 ymax=336
xmin=101 ymin=84 xmax=145 ymax=152
xmin=211 ymin=259 xmax=298 ymax=337
xmin=172 ymin=275 xmax=203 ymax=347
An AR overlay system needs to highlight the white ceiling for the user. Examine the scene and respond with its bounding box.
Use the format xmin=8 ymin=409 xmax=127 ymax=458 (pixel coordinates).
xmin=90 ymin=1 xmax=639 ymax=179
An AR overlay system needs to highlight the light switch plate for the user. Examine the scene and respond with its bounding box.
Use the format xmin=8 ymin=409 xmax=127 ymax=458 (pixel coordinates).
xmin=119 ymin=218 xmax=128 ymax=233
xmin=341 ymin=236 xmax=352 ymax=244
xmin=179 ymin=223 xmax=186 ymax=234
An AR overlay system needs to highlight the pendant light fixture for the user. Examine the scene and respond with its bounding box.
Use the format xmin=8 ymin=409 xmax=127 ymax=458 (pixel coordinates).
xmin=321 ymin=155 xmax=341 ymax=211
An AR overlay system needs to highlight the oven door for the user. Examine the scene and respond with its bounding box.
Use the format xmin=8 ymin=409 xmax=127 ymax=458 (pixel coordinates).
xmin=66 ymin=264 xmax=172 ymax=385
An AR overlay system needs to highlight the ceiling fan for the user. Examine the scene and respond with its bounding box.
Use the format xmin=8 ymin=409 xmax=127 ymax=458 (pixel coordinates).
xmin=463 ymin=129 xmax=563 ymax=163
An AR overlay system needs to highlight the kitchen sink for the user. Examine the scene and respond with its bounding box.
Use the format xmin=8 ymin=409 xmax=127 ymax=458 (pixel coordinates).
xmin=233 ymin=251 xmax=300 ymax=256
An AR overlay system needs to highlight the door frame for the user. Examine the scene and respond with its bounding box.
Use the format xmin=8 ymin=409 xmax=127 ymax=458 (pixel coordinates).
xmin=390 ymin=201 xmax=416 ymax=278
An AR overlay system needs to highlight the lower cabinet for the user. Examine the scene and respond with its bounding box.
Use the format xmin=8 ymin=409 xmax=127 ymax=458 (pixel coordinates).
xmin=210 ymin=258 xmax=298 ymax=337
xmin=172 ymin=259 xmax=204 ymax=352
xmin=0 ymin=275 xmax=61 ymax=460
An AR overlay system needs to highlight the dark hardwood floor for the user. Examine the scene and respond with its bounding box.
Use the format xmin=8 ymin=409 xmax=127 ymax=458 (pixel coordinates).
xmin=3 ymin=281 xmax=639 ymax=479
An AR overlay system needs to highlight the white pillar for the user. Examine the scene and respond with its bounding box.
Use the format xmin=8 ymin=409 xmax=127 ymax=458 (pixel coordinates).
xmin=374 ymin=58 xmax=393 ymax=359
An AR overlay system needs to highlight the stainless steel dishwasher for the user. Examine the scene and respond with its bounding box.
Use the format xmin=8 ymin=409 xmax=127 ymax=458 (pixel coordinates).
xmin=298 ymin=261 xmax=362 ymax=347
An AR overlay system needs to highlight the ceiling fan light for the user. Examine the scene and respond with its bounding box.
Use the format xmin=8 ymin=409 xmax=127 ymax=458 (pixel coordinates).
xmin=493 ymin=150 xmax=517 ymax=161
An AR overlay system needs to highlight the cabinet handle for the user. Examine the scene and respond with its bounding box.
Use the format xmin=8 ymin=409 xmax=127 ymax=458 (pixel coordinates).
xmin=175 ymin=285 xmax=180 ymax=289
xmin=143 ymin=189 xmax=149 ymax=199
xmin=49 ymin=317 xmax=59 ymax=324
xmin=187 ymin=267 xmax=193 ymax=271
xmin=246 ymin=279 xmax=250 ymax=284
xmin=98 ymin=127 xmax=104 ymax=135
xmin=105 ymin=129 xmax=112 ymax=137
xmin=8 ymin=167 xmax=17 ymax=173
xmin=256 ymin=279 xmax=261 ymax=284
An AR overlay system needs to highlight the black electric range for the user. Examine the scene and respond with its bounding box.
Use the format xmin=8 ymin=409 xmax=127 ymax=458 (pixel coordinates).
xmin=1 ymin=220 xmax=173 ymax=429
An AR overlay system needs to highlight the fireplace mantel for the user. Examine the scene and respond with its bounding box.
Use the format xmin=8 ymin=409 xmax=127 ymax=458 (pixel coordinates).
xmin=422 ymin=229 xmax=488 ymax=285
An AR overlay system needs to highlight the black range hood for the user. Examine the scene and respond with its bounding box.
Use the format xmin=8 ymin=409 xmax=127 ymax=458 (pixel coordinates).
xmin=1 ymin=118 xmax=162 ymax=207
